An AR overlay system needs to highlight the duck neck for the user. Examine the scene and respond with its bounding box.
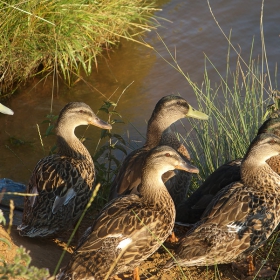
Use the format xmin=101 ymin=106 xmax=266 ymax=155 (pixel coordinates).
xmin=139 ymin=165 xmax=174 ymax=206
xmin=56 ymin=125 xmax=92 ymax=161
xmin=145 ymin=114 xmax=174 ymax=149
xmin=160 ymin=129 xmax=191 ymax=160
xmin=241 ymin=151 xmax=280 ymax=193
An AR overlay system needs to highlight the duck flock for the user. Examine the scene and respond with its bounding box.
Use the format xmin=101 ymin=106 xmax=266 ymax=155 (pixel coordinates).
xmin=1 ymin=96 xmax=280 ymax=279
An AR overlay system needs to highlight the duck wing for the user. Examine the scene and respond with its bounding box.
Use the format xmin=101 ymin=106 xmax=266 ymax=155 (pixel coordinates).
xmin=19 ymin=155 xmax=94 ymax=237
xmin=109 ymin=148 xmax=148 ymax=199
xmin=176 ymin=159 xmax=241 ymax=223
xmin=65 ymin=195 xmax=174 ymax=278
xmin=175 ymin=182 xmax=278 ymax=266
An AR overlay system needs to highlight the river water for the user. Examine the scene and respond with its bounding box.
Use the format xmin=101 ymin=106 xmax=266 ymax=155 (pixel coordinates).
xmin=0 ymin=0 xmax=280 ymax=185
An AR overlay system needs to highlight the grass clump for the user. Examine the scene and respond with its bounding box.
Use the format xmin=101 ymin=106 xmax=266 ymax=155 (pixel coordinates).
xmin=0 ymin=210 xmax=49 ymax=279
xmin=187 ymin=49 xmax=271 ymax=184
xmin=184 ymin=0 xmax=277 ymax=184
xmin=0 ymin=246 xmax=49 ymax=280
xmin=157 ymin=35 xmax=274 ymax=187
xmin=0 ymin=0 xmax=158 ymax=97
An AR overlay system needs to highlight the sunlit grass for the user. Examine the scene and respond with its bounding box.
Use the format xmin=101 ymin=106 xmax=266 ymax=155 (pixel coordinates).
xmin=187 ymin=48 xmax=271 ymax=185
xmin=155 ymin=33 xmax=274 ymax=187
xmin=0 ymin=0 xmax=159 ymax=97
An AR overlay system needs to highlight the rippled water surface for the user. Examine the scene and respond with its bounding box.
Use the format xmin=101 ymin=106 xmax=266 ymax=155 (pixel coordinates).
xmin=1 ymin=0 xmax=280 ymax=185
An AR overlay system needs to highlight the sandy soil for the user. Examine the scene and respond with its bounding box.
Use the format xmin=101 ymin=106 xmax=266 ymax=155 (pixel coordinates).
xmin=0 ymin=208 xmax=279 ymax=280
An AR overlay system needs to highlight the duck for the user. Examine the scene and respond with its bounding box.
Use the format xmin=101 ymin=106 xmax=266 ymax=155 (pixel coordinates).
xmin=159 ymin=128 xmax=195 ymax=209
xmin=176 ymin=117 xmax=280 ymax=224
xmin=109 ymin=95 xmax=208 ymax=212
xmin=0 ymin=103 xmax=14 ymax=115
xmin=56 ymin=145 xmax=199 ymax=280
xmin=17 ymin=102 xmax=112 ymax=237
xmin=165 ymin=133 xmax=280 ymax=275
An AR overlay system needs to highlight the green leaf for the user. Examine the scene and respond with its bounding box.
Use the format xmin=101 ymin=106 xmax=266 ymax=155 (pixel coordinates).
xmin=100 ymin=129 xmax=109 ymax=139
xmin=41 ymin=119 xmax=51 ymax=124
xmin=93 ymin=144 xmax=110 ymax=161
xmin=45 ymin=125 xmax=55 ymax=136
xmin=107 ymin=154 xmax=121 ymax=167
xmin=98 ymin=107 xmax=109 ymax=114
xmin=114 ymin=143 xmax=128 ymax=155
xmin=110 ymin=111 xmax=122 ymax=117
xmin=49 ymin=145 xmax=57 ymax=155
xmin=111 ymin=119 xmax=125 ymax=124
xmin=112 ymin=133 xmax=126 ymax=145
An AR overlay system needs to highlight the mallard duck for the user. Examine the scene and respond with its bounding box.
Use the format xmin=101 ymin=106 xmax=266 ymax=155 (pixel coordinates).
xmin=159 ymin=128 xmax=194 ymax=208
xmin=56 ymin=146 xmax=199 ymax=280
xmin=165 ymin=133 xmax=280 ymax=274
xmin=176 ymin=159 xmax=242 ymax=224
xmin=17 ymin=102 xmax=112 ymax=237
xmin=176 ymin=117 xmax=280 ymax=223
xmin=0 ymin=103 xmax=14 ymax=115
xmin=109 ymin=95 xmax=208 ymax=211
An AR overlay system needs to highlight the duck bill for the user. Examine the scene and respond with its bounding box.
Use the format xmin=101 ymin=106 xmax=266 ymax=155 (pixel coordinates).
xmin=89 ymin=117 xmax=112 ymax=130
xmin=186 ymin=105 xmax=208 ymax=120
xmin=0 ymin=103 xmax=14 ymax=115
xmin=175 ymin=161 xmax=199 ymax=174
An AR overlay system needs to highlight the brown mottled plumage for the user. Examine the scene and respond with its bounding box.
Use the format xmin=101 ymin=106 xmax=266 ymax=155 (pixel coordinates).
xmin=56 ymin=146 xmax=199 ymax=280
xmin=176 ymin=117 xmax=280 ymax=223
xmin=176 ymin=159 xmax=242 ymax=223
xmin=109 ymin=95 xmax=208 ymax=211
xmin=165 ymin=133 xmax=280 ymax=269
xmin=160 ymin=128 xmax=193 ymax=208
xmin=17 ymin=102 xmax=111 ymax=237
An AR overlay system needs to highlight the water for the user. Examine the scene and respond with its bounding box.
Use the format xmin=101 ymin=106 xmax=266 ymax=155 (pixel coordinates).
xmin=1 ymin=0 xmax=280 ymax=186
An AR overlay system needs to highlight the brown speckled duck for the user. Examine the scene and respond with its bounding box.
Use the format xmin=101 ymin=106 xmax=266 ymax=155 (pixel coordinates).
xmin=176 ymin=117 xmax=280 ymax=224
xmin=17 ymin=102 xmax=111 ymax=237
xmin=56 ymin=146 xmax=199 ymax=280
xmin=165 ymin=133 xmax=280 ymax=275
xmin=109 ymin=95 xmax=208 ymax=212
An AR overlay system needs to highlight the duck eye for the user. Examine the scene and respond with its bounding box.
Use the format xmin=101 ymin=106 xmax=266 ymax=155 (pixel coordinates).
xmin=79 ymin=110 xmax=85 ymax=113
xmin=165 ymin=153 xmax=171 ymax=157
xmin=177 ymin=101 xmax=181 ymax=105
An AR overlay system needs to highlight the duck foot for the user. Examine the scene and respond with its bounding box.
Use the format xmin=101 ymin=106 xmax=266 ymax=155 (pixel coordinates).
xmin=232 ymin=255 xmax=255 ymax=277
xmin=232 ymin=257 xmax=276 ymax=279
xmin=55 ymin=229 xmax=80 ymax=246
xmin=165 ymin=231 xmax=178 ymax=243
xmin=115 ymin=267 xmax=140 ymax=280
xmin=247 ymin=255 xmax=255 ymax=276
xmin=133 ymin=267 xmax=140 ymax=280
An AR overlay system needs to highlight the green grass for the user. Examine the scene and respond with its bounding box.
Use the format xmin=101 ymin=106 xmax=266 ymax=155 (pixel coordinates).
xmin=155 ymin=33 xmax=274 ymax=187
xmin=187 ymin=47 xmax=271 ymax=184
xmin=0 ymin=211 xmax=49 ymax=279
xmin=0 ymin=0 xmax=159 ymax=97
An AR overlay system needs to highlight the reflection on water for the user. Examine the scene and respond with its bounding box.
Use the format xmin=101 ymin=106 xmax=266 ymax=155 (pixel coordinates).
xmin=0 ymin=0 xmax=279 ymax=186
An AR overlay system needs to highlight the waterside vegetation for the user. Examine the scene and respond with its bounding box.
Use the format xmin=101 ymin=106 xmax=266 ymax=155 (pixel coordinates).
xmin=0 ymin=0 xmax=158 ymax=97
